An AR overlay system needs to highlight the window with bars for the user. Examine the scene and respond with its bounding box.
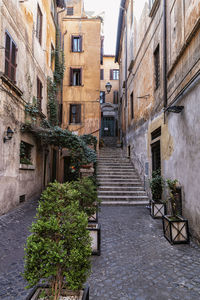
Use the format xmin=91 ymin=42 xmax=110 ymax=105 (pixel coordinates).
xmin=20 ymin=141 xmax=33 ymax=165
xmin=37 ymin=77 xmax=43 ymax=110
xmin=154 ymin=45 xmax=160 ymax=90
xmin=110 ymin=69 xmax=119 ymax=80
xmin=70 ymin=68 xmax=82 ymax=86
xmin=100 ymin=91 xmax=105 ymax=104
xmin=100 ymin=69 xmax=104 ymax=80
xmin=5 ymin=32 xmax=17 ymax=82
xmin=70 ymin=104 xmax=81 ymax=124
xmin=130 ymin=92 xmax=134 ymax=119
xmin=113 ymin=91 xmax=119 ymax=104
xmin=67 ymin=7 xmax=74 ymax=15
xmin=71 ymin=36 xmax=82 ymax=52
xmin=36 ymin=4 xmax=43 ymax=45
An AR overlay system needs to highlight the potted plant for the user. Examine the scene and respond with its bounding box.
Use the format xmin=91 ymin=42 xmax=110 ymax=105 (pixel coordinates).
xmin=149 ymin=170 xmax=166 ymax=219
xmin=67 ymin=178 xmax=101 ymax=256
xmin=162 ymin=179 xmax=189 ymax=245
xmin=23 ymin=182 xmax=91 ymax=300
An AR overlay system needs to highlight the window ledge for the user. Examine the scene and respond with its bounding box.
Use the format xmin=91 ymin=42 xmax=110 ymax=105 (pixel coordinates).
xmin=1 ymin=73 xmax=23 ymax=97
xmin=149 ymin=0 xmax=160 ymax=18
xmin=19 ymin=164 xmax=35 ymax=170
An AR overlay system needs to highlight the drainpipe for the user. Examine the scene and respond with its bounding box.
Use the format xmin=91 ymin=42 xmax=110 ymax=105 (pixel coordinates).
xmin=163 ymin=0 xmax=167 ymax=112
xmin=125 ymin=8 xmax=128 ymax=147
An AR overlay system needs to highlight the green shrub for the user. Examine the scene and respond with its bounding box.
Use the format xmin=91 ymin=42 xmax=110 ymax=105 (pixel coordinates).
xmin=23 ymin=182 xmax=91 ymax=299
xmin=166 ymin=178 xmax=179 ymax=217
xmin=149 ymin=169 xmax=165 ymax=202
xmin=66 ymin=177 xmax=100 ymax=218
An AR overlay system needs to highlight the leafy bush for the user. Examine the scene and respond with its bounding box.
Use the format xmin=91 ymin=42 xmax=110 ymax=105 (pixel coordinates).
xmin=166 ymin=178 xmax=179 ymax=217
xmin=23 ymin=182 xmax=91 ymax=299
xmin=66 ymin=177 xmax=100 ymax=218
xmin=149 ymin=169 xmax=165 ymax=202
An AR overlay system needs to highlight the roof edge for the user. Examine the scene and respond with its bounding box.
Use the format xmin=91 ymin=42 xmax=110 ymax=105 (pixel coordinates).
xmin=115 ymin=0 xmax=126 ymax=63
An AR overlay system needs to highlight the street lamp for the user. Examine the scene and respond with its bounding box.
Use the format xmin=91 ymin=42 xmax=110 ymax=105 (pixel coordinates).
xmin=105 ymin=81 xmax=112 ymax=94
xmin=3 ymin=127 xmax=14 ymax=143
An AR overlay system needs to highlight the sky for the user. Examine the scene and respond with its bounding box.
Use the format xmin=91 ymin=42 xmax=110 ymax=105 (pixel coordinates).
xmin=84 ymin=0 xmax=121 ymax=55
xmin=84 ymin=0 xmax=148 ymax=55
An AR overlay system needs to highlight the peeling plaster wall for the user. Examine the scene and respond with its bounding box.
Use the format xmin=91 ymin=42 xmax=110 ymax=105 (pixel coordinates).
xmin=164 ymin=82 xmax=200 ymax=241
xmin=0 ymin=0 xmax=56 ymax=215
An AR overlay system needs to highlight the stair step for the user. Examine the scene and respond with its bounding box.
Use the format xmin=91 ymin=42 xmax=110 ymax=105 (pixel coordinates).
xmin=99 ymin=195 xmax=149 ymax=201
xmin=101 ymin=200 xmax=149 ymax=206
xmin=98 ymin=182 xmax=142 ymax=187
xmin=99 ymin=186 xmax=144 ymax=191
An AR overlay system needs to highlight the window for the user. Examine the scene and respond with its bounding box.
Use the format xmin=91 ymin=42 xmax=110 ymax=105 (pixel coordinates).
xmin=20 ymin=141 xmax=33 ymax=165
xmin=149 ymin=0 xmax=156 ymax=9
xmin=130 ymin=92 xmax=134 ymax=119
xmin=51 ymin=43 xmax=55 ymax=70
xmin=5 ymin=32 xmax=17 ymax=82
xmin=151 ymin=127 xmax=161 ymax=140
xmin=100 ymin=91 xmax=105 ymax=104
xmin=100 ymin=69 xmax=104 ymax=80
xmin=67 ymin=7 xmax=74 ymax=15
xmin=113 ymin=91 xmax=119 ymax=104
xmin=154 ymin=45 xmax=160 ymax=89
xmin=37 ymin=77 xmax=43 ymax=110
xmin=71 ymin=36 xmax=82 ymax=52
xmin=51 ymin=0 xmax=56 ymax=19
xmin=131 ymin=0 xmax=133 ymax=25
xmin=70 ymin=104 xmax=81 ymax=124
xmin=70 ymin=68 xmax=82 ymax=86
xmin=110 ymin=69 xmax=119 ymax=80
xmin=36 ymin=5 xmax=43 ymax=44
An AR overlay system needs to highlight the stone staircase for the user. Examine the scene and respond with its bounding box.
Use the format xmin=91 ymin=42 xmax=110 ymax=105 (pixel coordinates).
xmin=97 ymin=147 xmax=149 ymax=205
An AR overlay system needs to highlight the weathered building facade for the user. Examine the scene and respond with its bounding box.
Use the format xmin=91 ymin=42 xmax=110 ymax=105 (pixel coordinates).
xmin=60 ymin=0 xmax=102 ymax=142
xmin=116 ymin=0 xmax=200 ymax=241
xmin=100 ymin=55 xmax=119 ymax=138
xmin=0 ymin=0 xmax=64 ymax=215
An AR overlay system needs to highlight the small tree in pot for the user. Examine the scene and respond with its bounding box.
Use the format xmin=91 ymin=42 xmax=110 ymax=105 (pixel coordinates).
xmin=23 ymin=182 xmax=91 ymax=300
xmin=149 ymin=169 xmax=165 ymax=218
xmin=162 ymin=179 xmax=189 ymax=245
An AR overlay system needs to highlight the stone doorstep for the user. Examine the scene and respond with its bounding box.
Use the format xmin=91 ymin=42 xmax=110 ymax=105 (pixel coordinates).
xmin=101 ymin=200 xmax=149 ymax=206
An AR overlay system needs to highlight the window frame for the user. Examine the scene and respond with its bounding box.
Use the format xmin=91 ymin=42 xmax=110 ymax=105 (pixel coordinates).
xmin=37 ymin=77 xmax=43 ymax=111
xmin=36 ymin=4 xmax=43 ymax=45
xmin=5 ymin=31 xmax=17 ymax=83
xmin=130 ymin=92 xmax=134 ymax=119
xmin=67 ymin=7 xmax=74 ymax=16
xmin=100 ymin=91 xmax=105 ymax=104
xmin=113 ymin=90 xmax=119 ymax=104
xmin=110 ymin=69 xmax=119 ymax=80
xmin=154 ymin=45 xmax=160 ymax=90
xmin=69 ymin=104 xmax=81 ymax=124
xmin=71 ymin=35 xmax=82 ymax=52
xmin=100 ymin=69 xmax=104 ymax=80
xmin=70 ymin=68 xmax=82 ymax=86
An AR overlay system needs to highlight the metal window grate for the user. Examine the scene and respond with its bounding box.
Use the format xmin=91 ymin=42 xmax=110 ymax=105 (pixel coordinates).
xmin=19 ymin=194 xmax=25 ymax=203
xmin=154 ymin=45 xmax=160 ymax=89
xmin=67 ymin=7 xmax=74 ymax=15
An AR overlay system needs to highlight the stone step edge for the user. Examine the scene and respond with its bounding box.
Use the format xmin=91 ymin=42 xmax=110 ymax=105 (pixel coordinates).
xmin=101 ymin=200 xmax=149 ymax=206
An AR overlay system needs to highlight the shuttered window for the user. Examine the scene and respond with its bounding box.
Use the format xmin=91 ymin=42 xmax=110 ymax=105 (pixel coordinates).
xmin=154 ymin=45 xmax=160 ymax=89
xmin=110 ymin=69 xmax=119 ymax=80
xmin=70 ymin=104 xmax=81 ymax=124
xmin=70 ymin=68 xmax=82 ymax=86
xmin=130 ymin=92 xmax=134 ymax=119
xmin=100 ymin=69 xmax=104 ymax=80
xmin=36 ymin=5 xmax=43 ymax=45
xmin=71 ymin=36 xmax=82 ymax=52
xmin=100 ymin=91 xmax=105 ymax=104
xmin=37 ymin=77 xmax=43 ymax=111
xmin=5 ymin=32 xmax=17 ymax=82
xmin=113 ymin=91 xmax=119 ymax=104
xmin=67 ymin=7 xmax=74 ymax=15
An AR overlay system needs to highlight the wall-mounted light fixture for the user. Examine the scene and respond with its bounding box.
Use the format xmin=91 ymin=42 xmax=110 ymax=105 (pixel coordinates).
xmin=105 ymin=82 xmax=112 ymax=94
xmin=3 ymin=127 xmax=14 ymax=143
xmin=166 ymin=106 xmax=184 ymax=113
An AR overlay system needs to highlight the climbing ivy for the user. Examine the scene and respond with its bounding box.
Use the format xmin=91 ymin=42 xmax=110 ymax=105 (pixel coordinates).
xmin=80 ymin=134 xmax=97 ymax=151
xmin=25 ymin=97 xmax=39 ymax=122
xmin=47 ymin=77 xmax=58 ymax=126
xmin=54 ymin=26 xmax=65 ymax=85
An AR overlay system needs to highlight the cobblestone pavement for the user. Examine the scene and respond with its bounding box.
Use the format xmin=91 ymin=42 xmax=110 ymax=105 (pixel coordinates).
xmin=87 ymin=206 xmax=200 ymax=300
xmin=0 ymin=202 xmax=200 ymax=299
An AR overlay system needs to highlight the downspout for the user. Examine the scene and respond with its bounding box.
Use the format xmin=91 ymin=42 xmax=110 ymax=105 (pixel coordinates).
xmin=163 ymin=0 xmax=167 ymax=121
xmin=125 ymin=8 xmax=128 ymax=146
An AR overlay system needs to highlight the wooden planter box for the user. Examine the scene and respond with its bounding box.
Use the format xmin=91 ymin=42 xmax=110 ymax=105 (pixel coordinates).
xmin=162 ymin=215 xmax=189 ymax=245
xmin=26 ymin=284 xmax=89 ymax=300
xmin=88 ymin=210 xmax=98 ymax=223
xmin=87 ymin=223 xmax=101 ymax=256
xmin=150 ymin=200 xmax=166 ymax=219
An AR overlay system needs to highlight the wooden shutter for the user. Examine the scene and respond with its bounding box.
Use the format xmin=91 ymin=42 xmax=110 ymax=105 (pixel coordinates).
xmin=10 ymin=42 xmax=16 ymax=81
xmin=76 ymin=104 xmax=81 ymax=123
xmin=110 ymin=69 xmax=113 ymax=80
xmin=80 ymin=68 xmax=82 ymax=85
xmin=71 ymin=36 xmax=74 ymax=52
xmin=37 ymin=77 xmax=43 ymax=110
xmin=5 ymin=33 xmax=10 ymax=78
xmin=79 ymin=36 xmax=82 ymax=52
xmin=70 ymin=67 xmax=73 ymax=85
xmin=5 ymin=32 xmax=17 ymax=82
xmin=100 ymin=69 xmax=104 ymax=80
xmin=37 ymin=5 xmax=43 ymax=45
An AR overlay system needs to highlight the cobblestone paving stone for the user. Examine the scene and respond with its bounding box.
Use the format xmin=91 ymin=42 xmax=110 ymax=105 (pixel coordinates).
xmin=0 ymin=202 xmax=200 ymax=299
xmin=87 ymin=206 xmax=200 ymax=300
